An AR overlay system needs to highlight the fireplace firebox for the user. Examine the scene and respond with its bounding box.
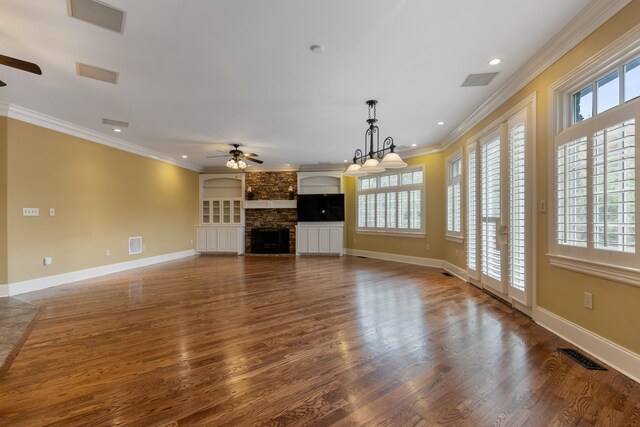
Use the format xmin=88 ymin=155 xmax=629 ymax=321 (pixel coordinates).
xmin=251 ymin=228 xmax=290 ymax=254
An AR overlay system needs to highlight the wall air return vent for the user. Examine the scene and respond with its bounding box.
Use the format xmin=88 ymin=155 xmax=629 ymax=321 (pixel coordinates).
xmin=461 ymin=72 xmax=499 ymax=87
xmin=67 ymin=0 xmax=126 ymax=33
xmin=76 ymin=62 xmax=119 ymax=84
xmin=102 ymin=118 xmax=129 ymax=128
xmin=128 ymin=236 xmax=143 ymax=255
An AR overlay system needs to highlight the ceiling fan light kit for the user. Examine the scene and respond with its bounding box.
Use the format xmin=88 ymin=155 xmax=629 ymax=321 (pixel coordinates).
xmin=343 ymin=100 xmax=407 ymax=177
xmin=208 ymin=143 xmax=263 ymax=169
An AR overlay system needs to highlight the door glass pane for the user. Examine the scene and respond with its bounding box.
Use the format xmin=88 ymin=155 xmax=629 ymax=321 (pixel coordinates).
xmin=596 ymin=70 xmax=620 ymax=114
xmin=573 ymin=85 xmax=593 ymax=123
xmin=509 ymin=124 xmax=526 ymax=292
xmin=481 ymin=138 xmax=501 ymax=282
xmin=624 ymin=57 xmax=640 ymax=102
xmin=467 ymin=150 xmax=477 ymax=271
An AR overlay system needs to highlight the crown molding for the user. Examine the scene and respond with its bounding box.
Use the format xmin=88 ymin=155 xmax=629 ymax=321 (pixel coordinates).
xmin=440 ymin=0 xmax=632 ymax=150
xmin=0 ymin=103 xmax=200 ymax=172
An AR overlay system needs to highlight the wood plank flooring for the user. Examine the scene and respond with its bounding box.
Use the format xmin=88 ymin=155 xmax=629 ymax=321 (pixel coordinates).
xmin=1 ymin=255 xmax=639 ymax=426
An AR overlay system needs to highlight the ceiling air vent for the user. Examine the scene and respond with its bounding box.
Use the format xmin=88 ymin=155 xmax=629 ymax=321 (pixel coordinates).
xmin=67 ymin=0 xmax=125 ymax=33
xmin=76 ymin=62 xmax=119 ymax=84
xmin=102 ymin=118 xmax=129 ymax=128
xmin=461 ymin=72 xmax=499 ymax=87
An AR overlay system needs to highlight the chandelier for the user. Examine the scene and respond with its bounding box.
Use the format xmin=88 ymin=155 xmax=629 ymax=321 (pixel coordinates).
xmin=343 ymin=100 xmax=407 ymax=177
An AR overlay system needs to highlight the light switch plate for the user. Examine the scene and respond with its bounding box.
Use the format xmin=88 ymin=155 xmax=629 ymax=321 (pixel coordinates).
xmin=23 ymin=208 xmax=39 ymax=216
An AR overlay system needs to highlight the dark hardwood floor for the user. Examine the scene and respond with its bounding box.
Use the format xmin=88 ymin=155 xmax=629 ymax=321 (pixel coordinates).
xmin=0 ymin=255 xmax=638 ymax=426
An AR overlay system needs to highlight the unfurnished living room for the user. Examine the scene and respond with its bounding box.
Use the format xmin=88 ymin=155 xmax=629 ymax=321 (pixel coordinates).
xmin=1 ymin=0 xmax=640 ymax=425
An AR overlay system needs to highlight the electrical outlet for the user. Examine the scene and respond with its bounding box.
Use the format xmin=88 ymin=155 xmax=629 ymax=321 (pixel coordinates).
xmin=49 ymin=208 xmax=56 ymax=216
xmin=105 ymin=249 xmax=110 ymax=256
xmin=43 ymin=256 xmax=53 ymax=266
xmin=425 ymin=244 xmax=430 ymax=250
xmin=584 ymin=292 xmax=593 ymax=310
xmin=23 ymin=208 xmax=39 ymax=216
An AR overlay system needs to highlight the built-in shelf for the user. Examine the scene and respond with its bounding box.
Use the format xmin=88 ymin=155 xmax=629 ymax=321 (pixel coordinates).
xmin=244 ymin=200 xmax=296 ymax=209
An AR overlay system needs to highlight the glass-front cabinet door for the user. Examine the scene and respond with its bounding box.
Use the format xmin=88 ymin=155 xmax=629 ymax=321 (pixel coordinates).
xmin=202 ymin=200 xmax=211 ymax=224
xmin=201 ymin=198 xmax=242 ymax=225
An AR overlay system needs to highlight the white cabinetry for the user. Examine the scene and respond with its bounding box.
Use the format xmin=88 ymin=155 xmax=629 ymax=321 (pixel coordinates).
xmin=296 ymin=223 xmax=343 ymax=255
xmin=196 ymin=174 xmax=245 ymax=254
xmin=196 ymin=226 xmax=245 ymax=254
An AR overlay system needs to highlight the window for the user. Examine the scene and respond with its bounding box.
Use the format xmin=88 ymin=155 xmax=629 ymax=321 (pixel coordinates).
xmin=553 ymin=51 xmax=640 ymax=278
xmin=357 ymin=168 xmax=424 ymax=234
xmin=446 ymin=151 xmax=462 ymax=240
xmin=572 ymin=55 xmax=640 ymax=124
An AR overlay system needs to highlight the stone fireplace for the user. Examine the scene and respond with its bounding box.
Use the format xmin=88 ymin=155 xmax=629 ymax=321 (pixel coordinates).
xmin=244 ymin=172 xmax=297 ymax=254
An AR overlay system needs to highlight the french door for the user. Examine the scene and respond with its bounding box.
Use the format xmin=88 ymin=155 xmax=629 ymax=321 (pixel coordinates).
xmin=467 ymin=108 xmax=531 ymax=306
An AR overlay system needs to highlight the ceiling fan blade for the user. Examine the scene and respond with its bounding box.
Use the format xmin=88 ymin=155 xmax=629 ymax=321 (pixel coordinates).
xmin=244 ymin=156 xmax=263 ymax=164
xmin=206 ymin=154 xmax=231 ymax=158
xmin=0 ymin=54 xmax=42 ymax=75
xmin=0 ymin=80 xmax=6 ymax=87
xmin=243 ymin=153 xmax=259 ymax=157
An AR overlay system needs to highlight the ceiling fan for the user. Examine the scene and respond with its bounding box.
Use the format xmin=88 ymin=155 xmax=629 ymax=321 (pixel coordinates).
xmin=0 ymin=54 xmax=42 ymax=87
xmin=207 ymin=143 xmax=263 ymax=169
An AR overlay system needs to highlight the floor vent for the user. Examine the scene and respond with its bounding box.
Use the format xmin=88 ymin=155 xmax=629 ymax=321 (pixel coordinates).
xmin=558 ymin=348 xmax=607 ymax=371
xmin=357 ymin=256 xmax=368 ymax=259
xmin=442 ymin=272 xmax=453 ymax=277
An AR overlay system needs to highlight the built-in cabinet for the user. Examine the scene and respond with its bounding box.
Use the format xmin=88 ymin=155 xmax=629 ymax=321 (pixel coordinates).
xmin=296 ymin=171 xmax=344 ymax=256
xmin=202 ymin=199 xmax=242 ymax=224
xmin=296 ymin=223 xmax=344 ymax=255
xmin=196 ymin=174 xmax=245 ymax=254
xmin=196 ymin=226 xmax=244 ymax=254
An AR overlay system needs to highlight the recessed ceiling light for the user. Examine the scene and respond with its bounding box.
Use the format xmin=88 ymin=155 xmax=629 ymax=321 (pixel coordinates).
xmin=343 ymin=160 xmax=348 ymax=163
xmin=113 ymin=128 xmax=121 ymax=133
xmin=437 ymin=121 xmax=444 ymax=125
xmin=310 ymin=44 xmax=324 ymax=54
xmin=181 ymin=155 xmax=188 ymax=159
xmin=489 ymin=58 xmax=501 ymax=65
xmin=411 ymin=143 xmax=417 ymax=147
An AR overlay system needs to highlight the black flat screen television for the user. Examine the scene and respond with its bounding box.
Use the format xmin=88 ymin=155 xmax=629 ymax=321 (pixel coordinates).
xmin=297 ymin=194 xmax=345 ymax=222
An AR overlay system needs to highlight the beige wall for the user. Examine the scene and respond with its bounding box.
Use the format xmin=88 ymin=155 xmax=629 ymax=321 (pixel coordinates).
xmin=0 ymin=117 xmax=7 ymax=284
xmin=5 ymin=118 xmax=199 ymax=283
xmin=345 ymin=152 xmax=445 ymax=261
xmin=438 ymin=1 xmax=640 ymax=353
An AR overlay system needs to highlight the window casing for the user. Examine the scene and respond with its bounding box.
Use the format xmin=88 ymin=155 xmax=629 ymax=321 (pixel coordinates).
xmin=552 ymin=48 xmax=640 ymax=279
xmin=356 ymin=168 xmax=425 ymax=234
xmin=446 ymin=152 xmax=462 ymax=240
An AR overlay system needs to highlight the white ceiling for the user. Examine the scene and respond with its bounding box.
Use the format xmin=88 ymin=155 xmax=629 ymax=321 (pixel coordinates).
xmin=1 ymin=0 xmax=590 ymax=171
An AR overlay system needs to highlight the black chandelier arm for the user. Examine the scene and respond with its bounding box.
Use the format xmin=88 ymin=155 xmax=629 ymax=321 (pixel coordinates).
xmin=383 ymin=137 xmax=396 ymax=153
xmin=352 ymin=148 xmax=364 ymax=164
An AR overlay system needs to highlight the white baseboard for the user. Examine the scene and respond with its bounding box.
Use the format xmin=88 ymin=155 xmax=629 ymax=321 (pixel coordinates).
xmin=345 ymin=248 xmax=442 ymax=268
xmin=3 ymin=250 xmax=196 ymax=297
xmin=535 ymin=307 xmax=640 ymax=383
xmin=442 ymin=261 xmax=468 ymax=281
